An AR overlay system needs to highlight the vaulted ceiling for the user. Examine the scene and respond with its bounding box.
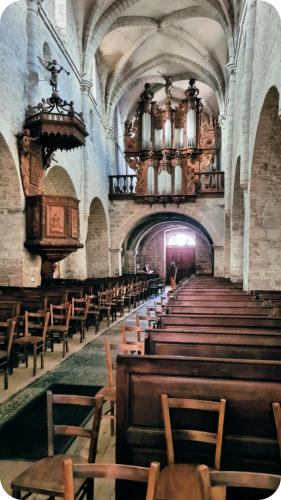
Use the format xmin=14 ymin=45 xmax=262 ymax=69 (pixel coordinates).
xmin=75 ymin=0 xmax=241 ymax=124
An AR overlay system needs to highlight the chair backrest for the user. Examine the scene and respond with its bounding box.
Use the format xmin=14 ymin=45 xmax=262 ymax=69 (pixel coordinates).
xmin=121 ymin=324 xmax=145 ymax=354
xmin=272 ymin=402 xmax=281 ymax=459
xmin=63 ymin=459 xmax=160 ymax=500
xmin=146 ymin=306 xmax=162 ymax=317
xmin=161 ymin=394 xmax=226 ymax=470
xmin=46 ymin=390 xmax=103 ymax=461
xmin=50 ymin=303 xmax=71 ymax=327
xmin=71 ymin=297 xmax=89 ymax=318
xmin=24 ymin=310 xmax=50 ymax=340
xmin=136 ymin=314 xmax=157 ymax=328
xmin=0 ymin=318 xmax=16 ymax=356
xmin=197 ymin=464 xmax=281 ymax=500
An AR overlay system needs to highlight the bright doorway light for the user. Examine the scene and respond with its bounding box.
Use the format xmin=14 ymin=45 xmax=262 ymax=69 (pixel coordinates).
xmin=175 ymin=233 xmax=188 ymax=246
xmin=168 ymin=233 xmax=195 ymax=246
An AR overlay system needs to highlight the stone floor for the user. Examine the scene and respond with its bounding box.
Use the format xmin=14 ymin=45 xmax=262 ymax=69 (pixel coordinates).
xmin=0 ymin=293 xmax=164 ymax=499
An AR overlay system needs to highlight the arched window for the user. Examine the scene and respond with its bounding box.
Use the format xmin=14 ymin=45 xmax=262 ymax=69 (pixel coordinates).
xmin=168 ymin=233 xmax=195 ymax=246
xmin=43 ymin=42 xmax=51 ymax=60
xmin=174 ymin=165 xmax=182 ymax=194
xmin=158 ymin=170 xmax=171 ymax=195
xmin=55 ymin=0 xmax=67 ymax=42
xmin=147 ymin=166 xmax=154 ymax=194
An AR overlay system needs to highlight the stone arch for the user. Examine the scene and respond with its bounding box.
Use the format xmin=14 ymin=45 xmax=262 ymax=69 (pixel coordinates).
xmin=43 ymin=41 xmax=51 ymax=59
xmin=230 ymin=157 xmax=244 ymax=283
xmin=86 ymin=197 xmax=110 ymax=277
xmin=45 ymin=165 xmax=77 ymax=197
xmin=122 ymin=212 xmax=214 ymax=278
xmin=0 ymin=133 xmax=31 ymax=285
xmin=247 ymin=86 xmax=281 ymax=290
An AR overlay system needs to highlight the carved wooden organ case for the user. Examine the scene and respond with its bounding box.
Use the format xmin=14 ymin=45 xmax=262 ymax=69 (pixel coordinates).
xmin=124 ymin=79 xmax=221 ymax=199
xmin=17 ymin=90 xmax=88 ymax=265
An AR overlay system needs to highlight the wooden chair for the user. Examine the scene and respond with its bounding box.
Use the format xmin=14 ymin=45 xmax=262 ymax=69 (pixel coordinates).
xmin=272 ymin=402 xmax=281 ymax=459
xmin=71 ymin=297 xmax=89 ymax=342
xmin=96 ymin=340 xmax=144 ymax=436
xmin=63 ymin=459 xmax=160 ymax=500
xmin=0 ymin=318 xmax=16 ymax=389
xmin=11 ymin=391 xmax=104 ymax=500
xmin=121 ymin=323 xmax=145 ymax=355
xmin=13 ymin=311 xmax=50 ymax=376
xmin=197 ymin=464 xmax=281 ymax=500
xmin=47 ymin=303 xmax=71 ymax=358
xmin=157 ymin=394 xmax=226 ymax=500
xmin=98 ymin=290 xmax=115 ymax=327
xmin=136 ymin=314 xmax=158 ymax=329
xmin=85 ymin=294 xmax=100 ymax=333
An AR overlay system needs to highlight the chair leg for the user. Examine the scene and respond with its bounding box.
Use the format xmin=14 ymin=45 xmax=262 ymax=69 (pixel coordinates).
xmin=86 ymin=478 xmax=94 ymax=500
xmin=62 ymin=334 xmax=66 ymax=358
xmin=66 ymin=335 xmax=69 ymax=353
xmin=41 ymin=346 xmax=44 ymax=370
xmin=110 ymin=401 xmax=115 ymax=436
xmin=12 ymin=487 xmax=21 ymax=499
xmin=4 ymin=368 xmax=8 ymax=390
xmin=24 ymin=345 xmax=28 ymax=368
xmin=33 ymin=345 xmax=37 ymax=376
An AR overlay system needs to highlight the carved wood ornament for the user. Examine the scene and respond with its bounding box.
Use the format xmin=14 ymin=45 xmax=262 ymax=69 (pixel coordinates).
xmin=17 ymin=63 xmax=88 ymax=265
xmin=124 ymin=78 xmax=220 ymax=200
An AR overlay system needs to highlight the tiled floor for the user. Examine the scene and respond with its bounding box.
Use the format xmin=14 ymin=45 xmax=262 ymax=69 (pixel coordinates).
xmin=0 ymin=293 xmax=164 ymax=499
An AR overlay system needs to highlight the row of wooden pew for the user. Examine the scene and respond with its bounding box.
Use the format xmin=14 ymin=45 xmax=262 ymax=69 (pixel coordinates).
xmin=115 ymin=275 xmax=281 ymax=499
xmin=0 ymin=275 xmax=163 ymax=389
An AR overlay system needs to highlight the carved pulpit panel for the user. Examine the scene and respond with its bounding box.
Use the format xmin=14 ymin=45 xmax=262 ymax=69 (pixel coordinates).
xmin=25 ymin=195 xmax=83 ymax=262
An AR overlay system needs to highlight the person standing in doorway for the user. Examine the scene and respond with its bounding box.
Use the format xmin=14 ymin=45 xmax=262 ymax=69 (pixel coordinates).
xmin=167 ymin=261 xmax=177 ymax=289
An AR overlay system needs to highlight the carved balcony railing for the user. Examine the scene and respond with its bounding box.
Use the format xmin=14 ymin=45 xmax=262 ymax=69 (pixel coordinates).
xmin=109 ymin=171 xmax=224 ymax=203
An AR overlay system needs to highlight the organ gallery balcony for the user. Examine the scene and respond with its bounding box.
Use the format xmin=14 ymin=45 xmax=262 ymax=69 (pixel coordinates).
xmin=108 ymin=171 xmax=224 ymax=205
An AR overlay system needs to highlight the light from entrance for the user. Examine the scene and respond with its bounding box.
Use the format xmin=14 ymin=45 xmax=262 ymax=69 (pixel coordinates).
xmin=168 ymin=233 xmax=195 ymax=247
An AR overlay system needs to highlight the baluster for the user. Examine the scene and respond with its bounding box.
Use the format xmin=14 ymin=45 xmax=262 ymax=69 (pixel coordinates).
xmin=109 ymin=176 xmax=113 ymax=195
xmin=123 ymin=175 xmax=127 ymax=192
xmin=129 ymin=176 xmax=134 ymax=192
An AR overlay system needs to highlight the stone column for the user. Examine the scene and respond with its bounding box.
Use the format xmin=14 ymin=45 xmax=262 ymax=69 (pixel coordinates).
xmin=110 ymin=248 xmax=121 ymax=277
xmin=240 ymin=0 xmax=257 ymax=189
xmin=80 ymin=80 xmax=93 ymax=215
xmin=213 ymin=245 xmax=224 ymax=277
xmin=224 ymin=60 xmax=237 ymax=214
xmin=26 ymin=0 xmax=42 ymax=103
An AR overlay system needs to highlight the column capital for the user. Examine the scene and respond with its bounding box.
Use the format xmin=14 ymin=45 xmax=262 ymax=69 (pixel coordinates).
xmin=80 ymin=80 xmax=93 ymax=95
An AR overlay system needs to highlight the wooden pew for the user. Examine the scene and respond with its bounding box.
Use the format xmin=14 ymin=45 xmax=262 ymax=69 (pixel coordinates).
xmin=159 ymin=314 xmax=281 ymax=328
xmin=146 ymin=330 xmax=281 ymax=360
xmin=149 ymin=326 xmax=281 ymax=336
xmin=167 ymin=305 xmax=273 ymax=316
xmin=116 ymin=355 xmax=281 ymax=499
xmin=170 ymin=299 xmax=263 ymax=306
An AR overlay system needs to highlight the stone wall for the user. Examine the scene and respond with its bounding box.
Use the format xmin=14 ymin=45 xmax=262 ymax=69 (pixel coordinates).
xmin=224 ymin=0 xmax=281 ymax=290
xmin=110 ymin=198 xmax=223 ymax=277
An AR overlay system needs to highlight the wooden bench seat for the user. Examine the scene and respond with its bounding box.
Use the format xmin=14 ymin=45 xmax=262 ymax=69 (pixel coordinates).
xmin=171 ymin=300 xmax=264 ymax=307
xmin=148 ymin=326 xmax=281 ymax=336
xmin=146 ymin=330 xmax=281 ymax=360
xmin=116 ymin=355 xmax=281 ymax=499
xmin=167 ymin=305 xmax=273 ymax=316
xmin=160 ymin=314 xmax=281 ymax=328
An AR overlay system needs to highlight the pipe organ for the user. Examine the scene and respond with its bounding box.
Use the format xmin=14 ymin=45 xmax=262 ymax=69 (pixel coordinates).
xmin=124 ymin=79 xmax=220 ymax=201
